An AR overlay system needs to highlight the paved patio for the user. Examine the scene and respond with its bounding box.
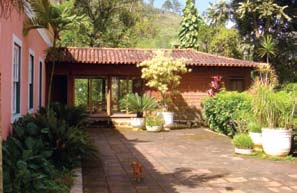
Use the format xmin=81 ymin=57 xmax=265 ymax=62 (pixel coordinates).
xmin=83 ymin=128 xmax=297 ymax=193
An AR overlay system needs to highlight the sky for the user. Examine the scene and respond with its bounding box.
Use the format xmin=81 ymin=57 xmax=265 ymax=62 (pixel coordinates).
xmin=152 ymin=0 xmax=219 ymax=15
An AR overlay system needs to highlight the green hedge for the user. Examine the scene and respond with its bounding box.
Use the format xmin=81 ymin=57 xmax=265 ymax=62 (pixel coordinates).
xmin=202 ymin=91 xmax=252 ymax=137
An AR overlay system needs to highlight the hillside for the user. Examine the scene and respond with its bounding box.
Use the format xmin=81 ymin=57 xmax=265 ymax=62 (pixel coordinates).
xmin=136 ymin=11 xmax=182 ymax=48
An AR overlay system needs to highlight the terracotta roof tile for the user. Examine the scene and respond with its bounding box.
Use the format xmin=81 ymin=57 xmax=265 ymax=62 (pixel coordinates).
xmin=51 ymin=47 xmax=265 ymax=67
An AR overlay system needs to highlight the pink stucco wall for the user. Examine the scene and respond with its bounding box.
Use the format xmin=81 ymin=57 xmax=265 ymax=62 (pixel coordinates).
xmin=0 ymin=8 xmax=50 ymax=139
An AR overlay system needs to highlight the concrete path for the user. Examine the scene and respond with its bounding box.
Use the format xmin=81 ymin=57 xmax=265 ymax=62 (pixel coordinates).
xmin=83 ymin=128 xmax=297 ymax=193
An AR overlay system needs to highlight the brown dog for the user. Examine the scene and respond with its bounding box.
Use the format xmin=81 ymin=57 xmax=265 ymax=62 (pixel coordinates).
xmin=131 ymin=161 xmax=143 ymax=182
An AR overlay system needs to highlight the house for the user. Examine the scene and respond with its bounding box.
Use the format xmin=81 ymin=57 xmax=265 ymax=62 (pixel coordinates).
xmin=47 ymin=47 xmax=264 ymax=124
xmin=0 ymin=6 xmax=52 ymax=139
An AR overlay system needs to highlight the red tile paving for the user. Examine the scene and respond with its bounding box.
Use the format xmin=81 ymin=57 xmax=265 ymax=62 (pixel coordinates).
xmin=51 ymin=47 xmax=265 ymax=67
xmin=83 ymin=128 xmax=297 ymax=193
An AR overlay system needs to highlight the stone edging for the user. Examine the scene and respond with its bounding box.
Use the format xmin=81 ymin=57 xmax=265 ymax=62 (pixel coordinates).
xmin=70 ymin=168 xmax=83 ymax=193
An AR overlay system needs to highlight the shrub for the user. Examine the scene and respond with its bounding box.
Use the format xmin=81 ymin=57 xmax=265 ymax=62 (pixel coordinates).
xmin=120 ymin=93 xmax=159 ymax=117
xmin=232 ymin=133 xmax=254 ymax=149
xmin=247 ymin=122 xmax=262 ymax=133
xmin=146 ymin=114 xmax=164 ymax=126
xmin=252 ymin=85 xmax=295 ymax=128
xmin=202 ymin=91 xmax=252 ymax=137
xmin=3 ymin=104 xmax=97 ymax=193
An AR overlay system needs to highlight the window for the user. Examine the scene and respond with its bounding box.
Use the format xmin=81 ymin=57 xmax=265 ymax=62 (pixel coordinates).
xmin=74 ymin=78 xmax=107 ymax=113
xmin=229 ymin=79 xmax=245 ymax=92
xmin=28 ymin=53 xmax=34 ymax=111
xmin=38 ymin=60 xmax=43 ymax=108
xmin=12 ymin=43 xmax=21 ymax=116
xmin=111 ymin=77 xmax=143 ymax=113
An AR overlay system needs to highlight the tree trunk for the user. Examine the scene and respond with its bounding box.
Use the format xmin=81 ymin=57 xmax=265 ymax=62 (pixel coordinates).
xmin=47 ymin=38 xmax=57 ymax=109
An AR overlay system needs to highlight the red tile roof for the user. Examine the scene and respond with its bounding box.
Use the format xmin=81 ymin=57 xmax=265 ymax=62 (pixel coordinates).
xmin=51 ymin=47 xmax=265 ymax=67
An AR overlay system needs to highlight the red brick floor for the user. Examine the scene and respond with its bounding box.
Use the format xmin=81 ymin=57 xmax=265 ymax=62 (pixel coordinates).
xmin=83 ymin=128 xmax=297 ymax=193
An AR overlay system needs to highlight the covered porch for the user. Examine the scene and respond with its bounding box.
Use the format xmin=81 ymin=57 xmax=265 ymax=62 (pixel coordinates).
xmin=47 ymin=47 xmax=262 ymax=124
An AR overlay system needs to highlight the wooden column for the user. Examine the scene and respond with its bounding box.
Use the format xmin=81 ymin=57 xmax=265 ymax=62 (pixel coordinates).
xmin=107 ymin=76 xmax=112 ymax=116
xmin=67 ymin=74 xmax=74 ymax=106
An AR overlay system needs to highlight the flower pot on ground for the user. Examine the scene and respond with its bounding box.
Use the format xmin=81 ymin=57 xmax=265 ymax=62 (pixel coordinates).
xmin=262 ymin=128 xmax=292 ymax=156
xmin=145 ymin=114 xmax=164 ymax=132
xmin=158 ymin=111 xmax=174 ymax=130
xmin=130 ymin=118 xmax=145 ymax=131
xmin=232 ymin=133 xmax=254 ymax=155
xmin=247 ymin=122 xmax=262 ymax=150
xmin=120 ymin=93 xmax=159 ymax=130
xmin=252 ymin=81 xmax=295 ymax=157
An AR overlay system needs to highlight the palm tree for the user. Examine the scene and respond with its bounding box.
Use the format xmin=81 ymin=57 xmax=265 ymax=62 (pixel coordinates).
xmin=0 ymin=0 xmax=28 ymax=18
xmin=258 ymin=35 xmax=277 ymax=64
xmin=23 ymin=0 xmax=84 ymax=108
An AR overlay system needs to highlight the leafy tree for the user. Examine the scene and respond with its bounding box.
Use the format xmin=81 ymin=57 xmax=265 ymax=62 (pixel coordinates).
xmin=23 ymin=0 xmax=85 ymax=107
xmin=137 ymin=50 xmax=190 ymax=110
xmin=149 ymin=0 xmax=154 ymax=6
xmin=60 ymin=0 xmax=152 ymax=47
xmin=162 ymin=0 xmax=173 ymax=12
xmin=197 ymin=24 xmax=243 ymax=58
xmin=205 ymin=0 xmax=232 ymax=26
xmin=205 ymin=0 xmax=297 ymax=82
xmin=172 ymin=0 xmax=182 ymax=14
xmin=178 ymin=0 xmax=202 ymax=49
xmin=235 ymin=0 xmax=291 ymax=39
xmin=208 ymin=26 xmax=243 ymax=59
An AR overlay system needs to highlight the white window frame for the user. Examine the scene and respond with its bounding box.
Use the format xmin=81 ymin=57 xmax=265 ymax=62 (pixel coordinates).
xmin=11 ymin=34 xmax=22 ymax=122
xmin=28 ymin=49 xmax=35 ymax=113
xmin=38 ymin=57 xmax=44 ymax=109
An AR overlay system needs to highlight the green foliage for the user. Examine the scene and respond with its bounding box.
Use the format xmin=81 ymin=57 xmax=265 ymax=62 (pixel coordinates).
xmin=258 ymin=35 xmax=277 ymax=64
xmin=60 ymin=0 xmax=151 ymax=47
xmin=120 ymin=93 xmax=159 ymax=117
xmin=178 ymin=0 xmax=202 ymax=49
xmin=3 ymin=104 xmax=97 ymax=193
xmin=206 ymin=26 xmax=243 ymax=58
xmin=162 ymin=0 xmax=173 ymax=11
xmin=252 ymin=85 xmax=295 ymax=129
xmin=202 ymin=91 xmax=252 ymax=137
xmin=205 ymin=0 xmax=232 ymax=26
xmin=136 ymin=11 xmax=181 ymax=48
xmin=231 ymin=109 xmax=254 ymax=133
xmin=232 ymin=133 xmax=254 ymax=149
xmin=247 ymin=121 xmax=262 ymax=133
xmin=146 ymin=114 xmax=164 ymax=126
xmin=137 ymin=50 xmax=190 ymax=110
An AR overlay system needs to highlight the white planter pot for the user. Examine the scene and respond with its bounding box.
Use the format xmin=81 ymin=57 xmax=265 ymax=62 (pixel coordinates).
xmin=146 ymin=125 xmax=162 ymax=132
xmin=249 ymin=132 xmax=262 ymax=145
xmin=159 ymin=112 xmax=174 ymax=127
xmin=130 ymin=118 xmax=145 ymax=129
xmin=235 ymin=147 xmax=253 ymax=155
xmin=262 ymin=128 xmax=292 ymax=157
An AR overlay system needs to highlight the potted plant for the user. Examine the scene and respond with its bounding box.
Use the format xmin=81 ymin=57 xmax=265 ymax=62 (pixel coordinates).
xmin=252 ymin=66 xmax=295 ymax=156
xmin=232 ymin=133 xmax=254 ymax=155
xmin=137 ymin=50 xmax=190 ymax=129
xmin=145 ymin=114 xmax=164 ymax=132
xmin=247 ymin=122 xmax=262 ymax=150
xmin=120 ymin=93 xmax=159 ymax=130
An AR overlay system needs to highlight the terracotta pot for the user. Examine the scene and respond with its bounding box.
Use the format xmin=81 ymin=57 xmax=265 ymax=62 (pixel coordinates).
xmin=262 ymin=128 xmax=292 ymax=156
